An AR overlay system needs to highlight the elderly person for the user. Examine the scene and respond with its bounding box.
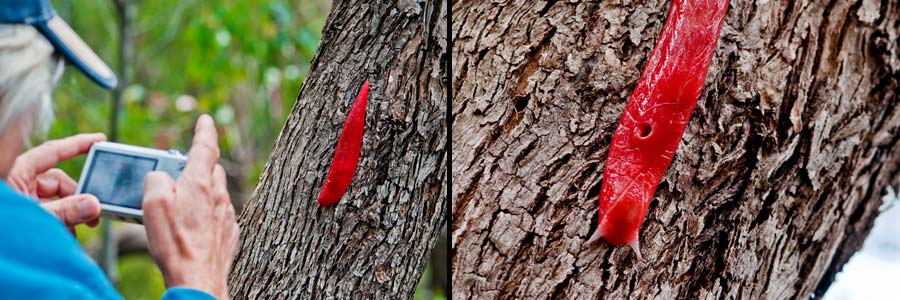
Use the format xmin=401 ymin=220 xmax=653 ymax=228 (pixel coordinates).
xmin=0 ymin=1 xmax=239 ymax=299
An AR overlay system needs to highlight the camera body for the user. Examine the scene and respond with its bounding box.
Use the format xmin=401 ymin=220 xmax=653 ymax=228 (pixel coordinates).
xmin=76 ymin=142 xmax=187 ymax=224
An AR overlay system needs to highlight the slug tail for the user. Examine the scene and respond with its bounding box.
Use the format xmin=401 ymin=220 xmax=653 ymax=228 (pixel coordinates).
xmin=586 ymin=226 xmax=605 ymax=245
xmin=629 ymin=237 xmax=642 ymax=261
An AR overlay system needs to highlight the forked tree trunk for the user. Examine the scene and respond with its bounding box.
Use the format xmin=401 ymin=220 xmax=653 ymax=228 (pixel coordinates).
xmin=228 ymin=1 xmax=449 ymax=299
xmin=451 ymin=1 xmax=900 ymax=299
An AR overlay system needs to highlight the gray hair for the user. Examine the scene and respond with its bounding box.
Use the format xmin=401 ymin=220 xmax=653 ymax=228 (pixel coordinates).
xmin=0 ymin=24 xmax=63 ymax=143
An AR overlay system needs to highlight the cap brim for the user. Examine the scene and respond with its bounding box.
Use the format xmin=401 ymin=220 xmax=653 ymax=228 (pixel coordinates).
xmin=33 ymin=16 xmax=118 ymax=89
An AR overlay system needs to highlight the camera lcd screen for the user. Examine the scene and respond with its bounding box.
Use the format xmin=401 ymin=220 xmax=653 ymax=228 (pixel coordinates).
xmin=82 ymin=150 xmax=158 ymax=209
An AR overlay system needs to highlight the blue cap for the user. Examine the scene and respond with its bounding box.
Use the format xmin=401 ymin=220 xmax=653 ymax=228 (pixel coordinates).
xmin=0 ymin=0 xmax=118 ymax=89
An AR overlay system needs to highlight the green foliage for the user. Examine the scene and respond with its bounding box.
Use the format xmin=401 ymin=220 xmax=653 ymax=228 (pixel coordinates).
xmin=415 ymin=263 xmax=447 ymax=300
xmin=51 ymin=0 xmax=328 ymax=173
xmin=45 ymin=0 xmax=441 ymax=298
xmin=116 ymin=254 xmax=167 ymax=300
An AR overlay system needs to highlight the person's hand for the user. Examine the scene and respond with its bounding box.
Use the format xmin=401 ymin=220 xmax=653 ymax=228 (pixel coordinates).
xmin=142 ymin=115 xmax=239 ymax=300
xmin=7 ymin=133 xmax=106 ymax=232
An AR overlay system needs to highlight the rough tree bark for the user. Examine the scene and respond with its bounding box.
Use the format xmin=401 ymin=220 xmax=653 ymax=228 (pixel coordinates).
xmin=227 ymin=1 xmax=449 ymax=299
xmin=452 ymin=1 xmax=900 ymax=299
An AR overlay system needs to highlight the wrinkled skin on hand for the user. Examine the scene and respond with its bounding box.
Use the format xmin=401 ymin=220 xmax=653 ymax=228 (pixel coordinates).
xmin=7 ymin=133 xmax=107 ymax=232
xmin=142 ymin=115 xmax=240 ymax=300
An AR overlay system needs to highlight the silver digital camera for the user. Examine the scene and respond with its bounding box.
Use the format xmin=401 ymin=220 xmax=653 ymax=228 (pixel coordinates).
xmin=76 ymin=142 xmax=187 ymax=224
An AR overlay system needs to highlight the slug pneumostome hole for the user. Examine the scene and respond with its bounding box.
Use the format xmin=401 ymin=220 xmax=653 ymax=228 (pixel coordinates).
xmin=636 ymin=124 xmax=653 ymax=139
xmin=514 ymin=96 xmax=529 ymax=112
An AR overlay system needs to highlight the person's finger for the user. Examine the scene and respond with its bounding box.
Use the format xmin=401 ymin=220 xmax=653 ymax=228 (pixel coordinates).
xmin=36 ymin=169 xmax=78 ymax=200
xmin=15 ymin=133 xmax=106 ymax=177
xmin=212 ymin=164 xmax=229 ymax=205
xmin=41 ymin=194 xmax=102 ymax=227
xmin=143 ymin=172 xmax=176 ymax=212
xmin=142 ymin=172 xmax=176 ymax=257
xmin=87 ymin=218 xmax=100 ymax=228
xmin=143 ymin=172 xmax=176 ymax=223
xmin=227 ymin=221 xmax=240 ymax=263
xmin=184 ymin=115 xmax=220 ymax=177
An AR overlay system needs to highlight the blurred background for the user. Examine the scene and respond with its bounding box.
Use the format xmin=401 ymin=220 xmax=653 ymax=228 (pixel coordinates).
xmin=47 ymin=0 xmax=447 ymax=299
xmin=823 ymin=186 xmax=900 ymax=300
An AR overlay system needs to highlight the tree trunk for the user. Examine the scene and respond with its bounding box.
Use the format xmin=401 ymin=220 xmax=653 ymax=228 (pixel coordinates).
xmin=451 ymin=1 xmax=900 ymax=299
xmin=227 ymin=1 xmax=449 ymax=299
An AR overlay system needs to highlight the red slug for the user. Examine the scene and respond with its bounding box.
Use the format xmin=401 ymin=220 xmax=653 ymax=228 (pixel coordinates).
xmin=317 ymin=80 xmax=369 ymax=207
xmin=588 ymin=0 xmax=729 ymax=259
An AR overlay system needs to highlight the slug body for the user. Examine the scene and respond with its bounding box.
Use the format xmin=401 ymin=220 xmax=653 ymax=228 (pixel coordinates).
xmin=589 ymin=0 xmax=729 ymax=258
xmin=317 ymin=80 xmax=369 ymax=207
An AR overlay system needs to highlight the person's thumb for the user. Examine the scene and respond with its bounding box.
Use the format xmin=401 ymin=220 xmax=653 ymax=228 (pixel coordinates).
xmin=41 ymin=194 xmax=102 ymax=227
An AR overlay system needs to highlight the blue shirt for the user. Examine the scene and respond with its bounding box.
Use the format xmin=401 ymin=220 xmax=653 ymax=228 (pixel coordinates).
xmin=0 ymin=180 xmax=215 ymax=300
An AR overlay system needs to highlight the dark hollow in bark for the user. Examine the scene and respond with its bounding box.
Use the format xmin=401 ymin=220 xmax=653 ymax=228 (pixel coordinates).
xmin=228 ymin=1 xmax=450 ymax=299
xmin=451 ymin=1 xmax=900 ymax=299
